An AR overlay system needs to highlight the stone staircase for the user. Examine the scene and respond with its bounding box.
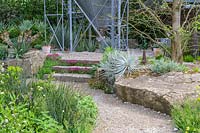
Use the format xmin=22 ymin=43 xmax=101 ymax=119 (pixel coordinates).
xmin=50 ymin=52 xmax=101 ymax=82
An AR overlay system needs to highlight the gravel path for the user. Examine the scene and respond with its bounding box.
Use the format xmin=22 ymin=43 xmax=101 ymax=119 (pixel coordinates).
xmin=66 ymin=82 xmax=175 ymax=133
xmin=55 ymin=50 xmax=175 ymax=133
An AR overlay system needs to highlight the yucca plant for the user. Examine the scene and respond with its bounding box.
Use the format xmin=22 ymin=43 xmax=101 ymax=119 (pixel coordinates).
xmin=100 ymin=50 xmax=137 ymax=80
xmin=12 ymin=38 xmax=31 ymax=59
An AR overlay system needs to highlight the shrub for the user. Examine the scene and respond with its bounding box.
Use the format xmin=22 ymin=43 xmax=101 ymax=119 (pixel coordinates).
xmin=0 ymin=65 xmax=98 ymax=132
xmin=37 ymin=57 xmax=61 ymax=79
xmin=89 ymin=78 xmax=114 ymax=94
xmin=197 ymin=56 xmax=200 ymax=61
xmin=150 ymin=58 xmax=187 ymax=74
xmin=0 ymin=91 xmax=64 ymax=133
xmin=29 ymin=81 xmax=98 ymax=132
xmin=171 ymin=99 xmax=200 ymax=133
xmin=184 ymin=55 xmax=195 ymax=62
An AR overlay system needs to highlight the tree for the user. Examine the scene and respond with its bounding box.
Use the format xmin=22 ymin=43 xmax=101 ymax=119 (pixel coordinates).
xmin=172 ymin=0 xmax=183 ymax=63
xmin=129 ymin=0 xmax=200 ymax=63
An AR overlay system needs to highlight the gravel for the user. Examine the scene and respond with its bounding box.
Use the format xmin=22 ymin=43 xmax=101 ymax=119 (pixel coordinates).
xmin=54 ymin=50 xmax=175 ymax=133
xmin=65 ymin=82 xmax=175 ymax=133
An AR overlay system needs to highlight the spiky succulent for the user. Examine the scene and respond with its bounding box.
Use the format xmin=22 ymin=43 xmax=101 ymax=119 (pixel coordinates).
xmin=100 ymin=50 xmax=137 ymax=80
xmin=19 ymin=20 xmax=34 ymax=32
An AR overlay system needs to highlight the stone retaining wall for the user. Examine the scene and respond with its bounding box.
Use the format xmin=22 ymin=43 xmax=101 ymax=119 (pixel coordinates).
xmin=115 ymin=72 xmax=200 ymax=114
xmin=1 ymin=50 xmax=46 ymax=77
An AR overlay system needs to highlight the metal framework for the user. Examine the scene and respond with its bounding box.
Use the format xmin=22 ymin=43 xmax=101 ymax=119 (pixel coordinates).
xmin=44 ymin=0 xmax=129 ymax=51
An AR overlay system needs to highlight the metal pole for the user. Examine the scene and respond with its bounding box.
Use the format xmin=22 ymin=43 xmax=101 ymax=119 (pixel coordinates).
xmin=57 ymin=0 xmax=59 ymax=23
xmin=126 ymin=0 xmax=129 ymax=49
xmin=118 ymin=0 xmax=121 ymax=49
xmin=69 ymin=0 xmax=73 ymax=52
xmin=62 ymin=0 xmax=64 ymax=51
xmin=44 ymin=0 xmax=47 ymax=44
xmin=111 ymin=0 xmax=115 ymax=48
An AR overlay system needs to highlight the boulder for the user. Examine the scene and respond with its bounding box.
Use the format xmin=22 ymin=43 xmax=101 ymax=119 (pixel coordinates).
xmin=2 ymin=50 xmax=46 ymax=77
xmin=115 ymin=72 xmax=200 ymax=114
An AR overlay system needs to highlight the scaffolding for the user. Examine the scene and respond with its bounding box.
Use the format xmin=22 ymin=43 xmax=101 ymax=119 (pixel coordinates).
xmin=44 ymin=0 xmax=129 ymax=51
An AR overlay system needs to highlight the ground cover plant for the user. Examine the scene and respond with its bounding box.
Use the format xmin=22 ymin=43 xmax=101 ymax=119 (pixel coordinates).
xmin=171 ymin=87 xmax=200 ymax=133
xmin=0 ymin=64 xmax=98 ymax=132
xmin=150 ymin=58 xmax=187 ymax=74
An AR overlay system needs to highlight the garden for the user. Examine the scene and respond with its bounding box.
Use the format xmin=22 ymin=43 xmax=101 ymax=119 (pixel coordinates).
xmin=0 ymin=0 xmax=200 ymax=133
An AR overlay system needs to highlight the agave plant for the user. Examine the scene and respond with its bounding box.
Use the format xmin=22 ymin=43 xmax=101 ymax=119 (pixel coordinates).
xmin=100 ymin=50 xmax=137 ymax=80
xmin=0 ymin=22 xmax=6 ymax=34
xmin=19 ymin=20 xmax=34 ymax=33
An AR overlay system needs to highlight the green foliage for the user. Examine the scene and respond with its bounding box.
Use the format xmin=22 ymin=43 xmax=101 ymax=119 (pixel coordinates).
xmin=129 ymin=0 xmax=167 ymax=40
xmin=0 ymin=44 xmax=8 ymax=60
xmin=192 ymin=67 xmax=200 ymax=73
xmin=0 ymin=101 xmax=64 ymax=133
xmin=19 ymin=20 xmax=34 ymax=33
xmin=76 ymin=40 xmax=97 ymax=52
xmin=139 ymin=38 xmax=149 ymax=50
xmin=0 ymin=64 xmax=98 ymax=132
xmin=183 ymin=55 xmax=195 ymax=62
xmin=0 ymin=65 xmax=23 ymax=92
xmin=52 ymin=25 xmax=70 ymax=49
xmin=150 ymin=58 xmax=187 ymax=74
xmin=37 ymin=57 xmax=64 ymax=79
xmin=8 ymin=25 xmax=20 ymax=38
xmin=196 ymin=56 xmax=200 ymax=61
xmin=171 ymin=99 xmax=200 ymax=133
xmin=0 ymin=0 xmax=57 ymax=23
xmin=0 ymin=66 xmax=64 ymax=133
xmin=89 ymin=78 xmax=114 ymax=94
xmin=0 ymin=3 xmax=19 ymax=24
xmin=43 ymin=84 xmax=98 ymax=132
xmin=101 ymin=46 xmax=114 ymax=63
xmin=12 ymin=38 xmax=31 ymax=59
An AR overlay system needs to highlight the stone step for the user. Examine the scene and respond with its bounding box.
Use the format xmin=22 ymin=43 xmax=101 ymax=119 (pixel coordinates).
xmin=52 ymin=66 xmax=93 ymax=73
xmin=60 ymin=59 xmax=100 ymax=65
xmin=52 ymin=73 xmax=92 ymax=82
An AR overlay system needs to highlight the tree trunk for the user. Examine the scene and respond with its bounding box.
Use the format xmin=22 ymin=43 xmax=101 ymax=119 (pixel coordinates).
xmin=172 ymin=0 xmax=183 ymax=63
xmin=142 ymin=50 xmax=147 ymax=65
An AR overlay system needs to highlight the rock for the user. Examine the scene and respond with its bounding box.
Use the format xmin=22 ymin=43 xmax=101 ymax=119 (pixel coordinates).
xmin=115 ymin=72 xmax=199 ymax=114
xmin=3 ymin=50 xmax=46 ymax=77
